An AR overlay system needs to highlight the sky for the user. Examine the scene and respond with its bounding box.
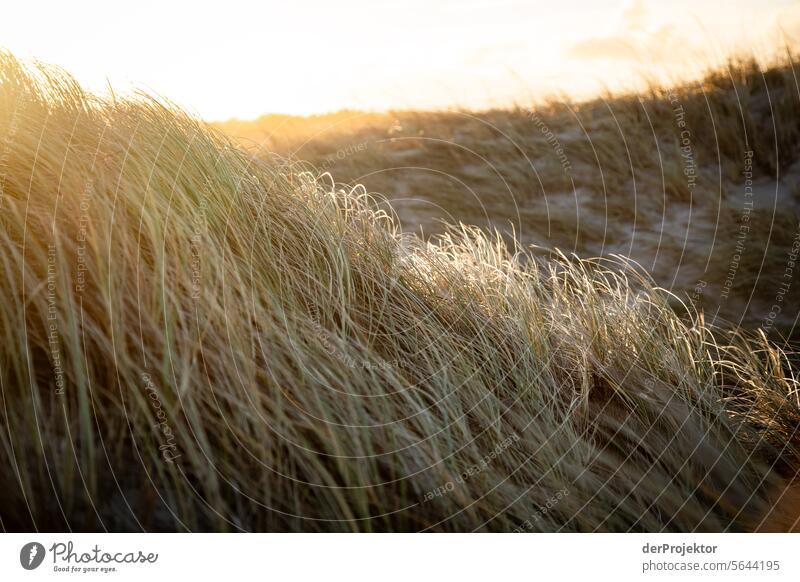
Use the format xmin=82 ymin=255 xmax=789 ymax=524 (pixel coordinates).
xmin=1 ymin=0 xmax=799 ymax=120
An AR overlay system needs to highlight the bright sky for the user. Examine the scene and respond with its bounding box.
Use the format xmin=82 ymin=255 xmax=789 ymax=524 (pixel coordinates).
xmin=1 ymin=0 xmax=798 ymax=120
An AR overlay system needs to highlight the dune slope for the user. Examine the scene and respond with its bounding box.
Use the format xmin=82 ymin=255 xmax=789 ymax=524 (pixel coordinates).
xmin=1 ymin=53 xmax=799 ymax=532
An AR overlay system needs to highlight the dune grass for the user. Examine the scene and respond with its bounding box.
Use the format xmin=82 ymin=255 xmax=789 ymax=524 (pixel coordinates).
xmin=1 ymin=52 xmax=799 ymax=532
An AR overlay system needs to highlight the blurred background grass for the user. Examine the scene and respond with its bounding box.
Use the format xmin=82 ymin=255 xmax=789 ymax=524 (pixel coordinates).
xmin=217 ymin=54 xmax=800 ymax=344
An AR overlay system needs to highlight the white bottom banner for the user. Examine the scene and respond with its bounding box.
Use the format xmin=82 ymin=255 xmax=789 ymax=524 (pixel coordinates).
xmin=1 ymin=533 xmax=796 ymax=581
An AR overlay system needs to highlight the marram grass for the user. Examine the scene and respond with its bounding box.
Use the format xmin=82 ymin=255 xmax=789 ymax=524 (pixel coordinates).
xmin=1 ymin=52 xmax=799 ymax=532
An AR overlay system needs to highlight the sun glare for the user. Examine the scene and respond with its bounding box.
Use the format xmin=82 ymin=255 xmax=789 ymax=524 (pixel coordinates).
xmin=1 ymin=1 xmax=798 ymax=116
